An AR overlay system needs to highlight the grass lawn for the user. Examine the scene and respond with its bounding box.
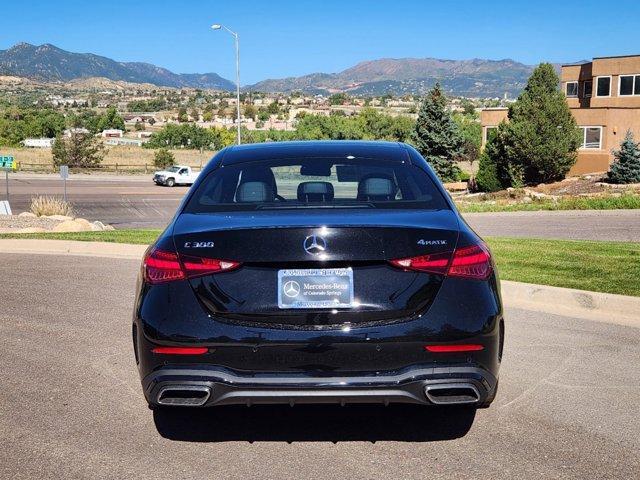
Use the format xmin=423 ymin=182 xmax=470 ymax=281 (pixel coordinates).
xmin=1 ymin=231 xmax=638 ymax=296
xmin=456 ymin=193 xmax=640 ymax=213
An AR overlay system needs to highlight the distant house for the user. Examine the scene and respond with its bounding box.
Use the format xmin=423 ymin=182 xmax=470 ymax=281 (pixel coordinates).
xmin=101 ymin=129 xmax=124 ymax=138
xmin=22 ymin=138 xmax=55 ymax=148
xmin=104 ymin=138 xmax=144 ymax=147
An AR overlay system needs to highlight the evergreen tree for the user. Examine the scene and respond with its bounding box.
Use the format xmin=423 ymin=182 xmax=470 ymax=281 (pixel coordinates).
xmin=412 ymin=83 xmax=464 ymax=182
xmin=491 ymin=63 xmax=581 ymax=185
xmin=608 ymin=130 xmax=640 ymax=184
xmin=474 ymin=151 xmax=502 ymax=192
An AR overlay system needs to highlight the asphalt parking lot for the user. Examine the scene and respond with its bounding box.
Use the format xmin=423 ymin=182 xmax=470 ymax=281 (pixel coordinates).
xmin=6 ymin=173 xmax=640 ymax=240
xmin=1 ymin=253 xmax=639 ymax=479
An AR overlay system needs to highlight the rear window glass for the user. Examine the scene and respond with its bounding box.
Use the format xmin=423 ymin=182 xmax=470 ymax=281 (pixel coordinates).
xmin=184 ymin=157 xmax=449 ymax=213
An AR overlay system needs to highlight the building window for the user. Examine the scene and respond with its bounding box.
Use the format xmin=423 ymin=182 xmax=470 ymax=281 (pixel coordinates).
xmin=583 ymin=80 xmax=593 ymax=98
xmin=596 ymin=77 xmax=611 ymax=97
xmin=565 ymin=82 xmax=578 ymax=97
xmin=580 ymin=126 xmax=602 ymax=149
xmin=619 ymin=74 xmax=640 ymax=96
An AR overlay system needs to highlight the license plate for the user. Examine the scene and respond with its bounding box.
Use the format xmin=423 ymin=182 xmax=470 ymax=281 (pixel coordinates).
xmin=278 ymin=268 xmax=354 ymax=309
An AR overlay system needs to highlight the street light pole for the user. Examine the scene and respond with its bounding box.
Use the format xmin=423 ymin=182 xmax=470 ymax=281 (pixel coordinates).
xmin=212 ymin=24 xmax=241 ymax=145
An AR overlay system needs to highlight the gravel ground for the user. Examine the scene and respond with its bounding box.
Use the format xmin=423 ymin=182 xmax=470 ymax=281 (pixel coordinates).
xmin=0 ymin=215 xmax=63 ymax=232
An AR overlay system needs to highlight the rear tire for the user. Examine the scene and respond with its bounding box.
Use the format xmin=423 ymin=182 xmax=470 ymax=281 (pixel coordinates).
xmin=165 ymin=178 xmax=175 ymax=187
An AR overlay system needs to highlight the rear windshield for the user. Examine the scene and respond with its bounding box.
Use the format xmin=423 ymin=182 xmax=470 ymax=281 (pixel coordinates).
xmin=184 ymin=157 xmax=449 ymax=213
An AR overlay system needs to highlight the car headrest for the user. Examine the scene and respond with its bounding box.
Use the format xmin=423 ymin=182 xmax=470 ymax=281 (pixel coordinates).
xmin=236 ymin=181 xmax=275 ymax=203
xmin=357 ymin=174 xmax=397 ymax=201
xmin=297 ymin=181 xmax=334 ymax=202
xmin=239 ymin=167 xmax=277 ymax=193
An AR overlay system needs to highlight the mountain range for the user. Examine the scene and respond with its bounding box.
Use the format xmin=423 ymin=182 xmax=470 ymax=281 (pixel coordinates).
xmin=0 ymin=42 xmax=560 ymax=98
xmin=0 ymin=43 xmax=235 ymax=90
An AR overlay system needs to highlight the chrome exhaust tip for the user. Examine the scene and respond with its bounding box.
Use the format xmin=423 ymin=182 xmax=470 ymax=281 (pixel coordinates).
xmin=424 ymin=383 xmax=480 ymax=405
xmin=157 ymin=385 xmax=211 ymax=406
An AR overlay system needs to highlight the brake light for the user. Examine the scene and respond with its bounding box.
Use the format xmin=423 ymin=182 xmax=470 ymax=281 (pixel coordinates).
xmin=144 ymin=248 xmax=185 ymax=284
xmin=448 ymin=244 xmax=492 ymax=280
xmin=425 ymin=344 xmax=484 ymax=353
xmin=144 ymin=247 xmax=241 ymax=284
xmin=389 ymin=251 xmax=450 ymax=275
xmin=388 ymin=243 xmax=492 ymax=280
xmin=152 ymin=346 xmax=208 ymax=355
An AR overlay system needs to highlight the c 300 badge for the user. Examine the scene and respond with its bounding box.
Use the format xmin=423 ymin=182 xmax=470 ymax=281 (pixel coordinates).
xmin=184 ymin=241 xmax=215 ymax=248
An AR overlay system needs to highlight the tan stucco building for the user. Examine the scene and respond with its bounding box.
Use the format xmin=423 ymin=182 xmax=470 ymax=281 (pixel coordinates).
xmin=480 ymin=55 xmax=640 ymax=175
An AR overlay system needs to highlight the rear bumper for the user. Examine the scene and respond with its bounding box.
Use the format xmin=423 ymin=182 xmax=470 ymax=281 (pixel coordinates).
xmin=143 ymin=364 xmax=497 ymax=407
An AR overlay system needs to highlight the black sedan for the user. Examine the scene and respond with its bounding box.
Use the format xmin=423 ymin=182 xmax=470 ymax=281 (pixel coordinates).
xmin=133 ymin=141 xmax=504 ymax=410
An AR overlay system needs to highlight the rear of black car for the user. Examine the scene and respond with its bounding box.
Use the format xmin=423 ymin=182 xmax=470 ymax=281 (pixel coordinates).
xmin=133 ymin=141 xmax=503 ymax=409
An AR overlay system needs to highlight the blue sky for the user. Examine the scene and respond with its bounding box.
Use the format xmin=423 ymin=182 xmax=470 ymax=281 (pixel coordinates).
xmin=1 ymin=0 xmax=639 ymax=84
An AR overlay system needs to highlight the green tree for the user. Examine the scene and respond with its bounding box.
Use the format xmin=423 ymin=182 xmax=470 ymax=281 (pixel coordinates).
xmin=96 ymin=107 xmax=125 ymax=132
xmin=608 ymin=130 xmax=640 ymax=184
xmin=153 ymin=148 xmax=175 ymax=169
xmin=474 ymin=151 xmax=502 ymax=192
xmin=52 ymin=131 xmax=104 ymax=167
xmin=412 ymin=83 xmax=464 ymax=182
xmin=328 ymin=93 xmax=348 ymax=105
xmin=177 ymin=107 xmax=189 ymax=123
xmin=243 ymin=104 xmax=257 ymax=121
xmin=490 ymin=63 xmax=581 ymax=185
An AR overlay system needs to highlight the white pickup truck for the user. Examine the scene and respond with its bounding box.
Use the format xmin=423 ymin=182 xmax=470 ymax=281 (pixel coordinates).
xmin=153 ymin=165 xmax=200 ymax=187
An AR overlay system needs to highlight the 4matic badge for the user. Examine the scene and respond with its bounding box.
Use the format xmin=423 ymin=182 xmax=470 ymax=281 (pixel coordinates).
xmin=417 ymin=239 xmax=447 ymax=246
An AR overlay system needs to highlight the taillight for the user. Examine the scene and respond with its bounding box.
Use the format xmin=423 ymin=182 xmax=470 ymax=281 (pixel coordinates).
xmin=448 ymin=244 xmax=492 ymax=280
xmin=144 ymin=247 xmax=241 ymax=284
xmin=181 ymin=254 xmax=240 ymax=278
xmin=389 ymin=243 xmax=492 ymax=280
xmin=144 ymin=248 xmax=185 ymax=284
xmin=389 ymin=251 xmax=451 ymax=275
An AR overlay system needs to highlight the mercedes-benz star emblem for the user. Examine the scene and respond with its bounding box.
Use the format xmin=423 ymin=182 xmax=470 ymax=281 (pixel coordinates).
xmin=283 ymin=280 xmax=301 ymax=298
xmin=303 ymin=235 xmax=327 ymax=256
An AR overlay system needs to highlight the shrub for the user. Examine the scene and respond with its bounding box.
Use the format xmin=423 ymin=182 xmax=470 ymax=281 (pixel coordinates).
xmin=475 ymin=152 xmax=502 ymax=192
xmin=30 ymin=195 xmax=73 ymax=217
xmin=52 ymin=131 xmax=104 ymax=168
xmin=153 ymin=148 xmax=175 ymax=169
xmin=608 ymin=130 xmax=640 ymax=184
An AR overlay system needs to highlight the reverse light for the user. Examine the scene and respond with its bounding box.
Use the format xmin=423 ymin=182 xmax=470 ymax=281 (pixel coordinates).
xmin=389 ymin=243 xmax=492 ymax=280
xmin=425 ymin=344 xmax=484 ymax=353
xmin=151 ymin=346 xmax=208 ymax=355
xmin=144 ymin=247 xmax=241 ymax=284
xmin=389 ymin=251 xmax=451 ymax=275
xmin=181 ymin=254 xmax=240 ymax=278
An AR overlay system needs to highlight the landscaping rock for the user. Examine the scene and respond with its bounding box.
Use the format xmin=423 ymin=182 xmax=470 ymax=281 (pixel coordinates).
xmin=18 ymin=212 xmax=37 ymax=218
xmin=91 ymin=221 xmax=107 ymax=231
xmin=52 ymin=219 xmax=92 ymax=232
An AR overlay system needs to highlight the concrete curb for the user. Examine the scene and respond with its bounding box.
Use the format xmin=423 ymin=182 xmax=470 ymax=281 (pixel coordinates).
xmin=501 ymin=280 xmax=640 ymax=328
xmin=0 ymin=239 xmax=147 ymax=260
xmin=0 ymin=239 xmax=638 ymax=327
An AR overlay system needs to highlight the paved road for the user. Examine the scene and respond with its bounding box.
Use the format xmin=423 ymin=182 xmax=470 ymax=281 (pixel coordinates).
xmin=4 ymin=174 xmax=640 ymax=240
xmin=1 ymin=254 xmax=638 ymax=479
